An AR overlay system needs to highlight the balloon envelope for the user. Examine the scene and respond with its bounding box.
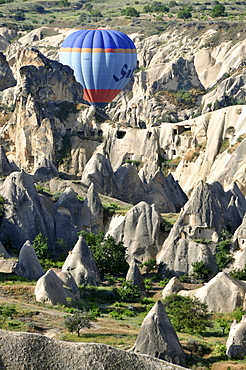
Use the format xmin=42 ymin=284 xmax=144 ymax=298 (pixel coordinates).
xmin=59 ymin=29 xmax=137 ymax=109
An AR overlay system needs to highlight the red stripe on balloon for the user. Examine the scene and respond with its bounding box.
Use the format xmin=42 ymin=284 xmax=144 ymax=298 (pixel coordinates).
xmin=83 ymin=89 xmax=122 ymax=103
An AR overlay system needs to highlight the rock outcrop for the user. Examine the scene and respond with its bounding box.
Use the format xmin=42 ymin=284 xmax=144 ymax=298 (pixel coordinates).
xmin=131 ymin=301 xmax=186 ymax=366
xmin=0 ymin=52 xmax=16 ymax=91
xmin=35 ymin=269 xmax=76 ymax=306
xmin=80 ymin=183 xmax=104 ymax=234
xmin=162 ymin=277 xmax=184 ymax=300
xmin=0 ymin=329 xmax=189 ymax=370
xmin=0 ymin=146 xmax=13 ymax=177
xmin=62 ymin=236 xmax=101 ymax=286
xmin=126 ymin=260 xmax=146 ymax=297
xmin=108 ymin=201 xmax=164 ymax=263
xmin=179 ymin=272 xmax=246 ymax=313
xmin=226 ymin=316 xmax=246 ymax=359
xmin=157 ymin=181 xmax=246 ymax=276
xmin=0 ymin=171 xmax=55 ymax=249
xmin=14 ymin=240 xmax=45 ymax=281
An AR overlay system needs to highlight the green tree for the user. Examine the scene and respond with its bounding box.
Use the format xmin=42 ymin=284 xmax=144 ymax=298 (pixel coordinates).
xmin=177 ymin=5 xmax=192 ymax=19
xmin=216 ymin=238 xmax=233 ymax=271
xmin=216 ymin=317 xmax=229 ymax=336
xmin=81 ymin=231 xmax=128 ymax=277
xmin=32 ymin=233 xmax=50 ymax=259
xmin=64 ymin=309 xmax=96 ymax=337
xmin=191 ymin=261 xmax=211 ymax=283
xmin=122 ymin=6 xmax=140 ymax=17
xmin=163 ymin=294 xmax=212 ymax=335
xmin=211 ymin=3 xmax=226 ymax=17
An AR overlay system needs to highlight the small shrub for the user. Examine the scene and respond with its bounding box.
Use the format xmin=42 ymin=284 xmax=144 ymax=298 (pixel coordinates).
xmin=64 ymin=309 xmax=96 ymax=337
xmin=32 ymin=233 xmax=50 ymax=260
xmin=117 ymin=281 xmax=141 ymax=302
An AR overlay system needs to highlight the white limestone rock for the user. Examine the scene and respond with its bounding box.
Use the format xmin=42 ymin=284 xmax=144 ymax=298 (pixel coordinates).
xmin=14 ymin=240 xmax=45 ymax=281
xmin=179 ymin=272 xmax=246 ymax=313
xmin=62 ymin=236 xmax=101 ymax=286
xmin=35 ymin=269 xmax=75 ymax=306
xmin=131 ymin=301 xmax=186 ymax=366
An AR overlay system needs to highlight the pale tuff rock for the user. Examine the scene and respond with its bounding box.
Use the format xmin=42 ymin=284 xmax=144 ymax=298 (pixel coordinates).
xmin=81 ymin=152 xmax=187 ymax=213
xmin=108 ymin=201 xmax=164 ymax=263
xmin=0 ymin=27 xmax=17 ymax=52
xmin=157 ymin=181 xmax=246 ymax=276
xmin=81 ymin=152 xmax=118 ymax=196
xmin=14 ymin=240 xmax=45 ymax=281
xmin=35 ymin=269 xmax=76 ymax=306
xmin=230 ymin=212 xmax=246 ymax=270
xmin=0 ymin=47 xmax=83 ymax=173
xmin=15 ymin=240 xmax=45 ymax=280
xmin=131 ymin=301 xmax=186 ymax=366
xmin=0 ymin=171 xmax=55 ymax=249
xmin=81 ymin=183 xmax=104 ymax=235
xmin=0 ymin=330 xmax=190 ymax=370
xmin=179 ymin=272 xmax=246 ymax=313
xmin=57 ymin=270 xmax=80 ymax=299
xmin=0 ymin=242 xmax=16 ymax=273
xmin=54 ymin=187 xmax=82 ymax=253
xmin=226 ymin=316 xmax=246 ymax=358
xmin=162 ymin=277 xmax=184 ymax=300
xmin=34 ymin=157 xmax=59 ymax=180
xmin=62 ymin=236 xmax=101 ymax=286
xmin=126 ymin=260 xmax=146 ymax=297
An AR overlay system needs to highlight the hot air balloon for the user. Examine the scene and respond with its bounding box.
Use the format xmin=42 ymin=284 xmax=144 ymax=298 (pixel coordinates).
xmin=59 ymin=29 xmax=137 ymax=109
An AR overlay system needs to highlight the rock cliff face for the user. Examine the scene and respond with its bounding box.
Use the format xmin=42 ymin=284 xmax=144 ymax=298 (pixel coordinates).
xmin=108 ymin=201 xmax=164 ymax=263
xmin=157 ymin=181 xmax=246 ymax=276
xmin=0 ymin=330 xmax=189 ymax=370
xmin=179 ymin=272 xmax=246 ymax=313
xmin=131 ymin=301 xmax=186 ymax=366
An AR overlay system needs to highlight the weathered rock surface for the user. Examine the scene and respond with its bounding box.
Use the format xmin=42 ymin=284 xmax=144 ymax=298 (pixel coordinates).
xmin=14 ymin=240 xmax=45 ymax=281
xmin=162 ymin=277 xmax=184 ymax=300
xmin=35 ymin=269 xmax=76 ymax=306
xmin=126 ymin=260 xmax=146 ymax=296
xmin=226 ymin=316 xmax=246 ymax=359
xmin=0 ymin=146 xmax=14 ymax=177
xmin=0 ymin=241 xmax=10 ymax=258
xmin=54 ymin=187 xmax=82 ymax=253
xmin=0 ymin=52 xmax=16 ymax=91
xmin=229 ymin=207 xmax=246 ymax=270
xmin=131 ymin=301 xmax=186 ymax=366
xmin=81 ymin=152 xmax=118 ymax=196
xmin=0 ymin=171 xmax=55 ymax=249
xmin=108 ymin=201 xmax=164 ymax=263
xmin=179 ymin=272 xmax=246 ymax=313
xmin=62 ymin=236 xmax=101 ymax=286
xmin=57 ymin=270 xmax=80 ymax=299
xmin=80 ymin=183 xmax=104 ymax=234
xmin=0 ymin=329 xmax=189 ymax=370
xmin=157 ymin=181 xmax=246 ymax=276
